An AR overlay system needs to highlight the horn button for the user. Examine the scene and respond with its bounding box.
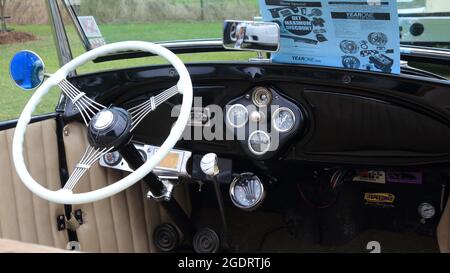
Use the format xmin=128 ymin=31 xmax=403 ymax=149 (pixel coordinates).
xmin=87 ymin=107 xmax=132 ymax=150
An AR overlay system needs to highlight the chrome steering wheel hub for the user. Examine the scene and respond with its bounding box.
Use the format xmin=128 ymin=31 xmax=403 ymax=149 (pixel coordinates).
xmin=93 ymin=109 xmax=114 ymax=130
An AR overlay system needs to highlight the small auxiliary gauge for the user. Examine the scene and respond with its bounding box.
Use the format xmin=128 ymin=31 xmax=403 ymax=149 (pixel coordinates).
xmin=103 ymin=151 xmax=122 ymax=166
xmin=418 ymin=202 xmax=436 ymax=220
xmin=227 ymin=104 xmax=248 ymax=128
xmin=229 ymin=173 xmax=266 ymax=210
xmin=252 ymin=87 xmax=273 ymax=107
xmin=137 ymin=149 xmax=148 ymax=162
xmin=272 ymin=107 xmax=296 ymax=132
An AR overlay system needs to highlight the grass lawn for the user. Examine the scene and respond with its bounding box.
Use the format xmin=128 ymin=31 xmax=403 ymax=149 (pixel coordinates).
xmin=0 ymin=22 xmax=254 ymax=121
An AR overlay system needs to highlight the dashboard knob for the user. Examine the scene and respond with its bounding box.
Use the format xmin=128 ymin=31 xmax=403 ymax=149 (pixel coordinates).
xmin=200 ymin=153 xmax=219 ymax=177
xmin=250 ymin=111 xmax=263 ymax=123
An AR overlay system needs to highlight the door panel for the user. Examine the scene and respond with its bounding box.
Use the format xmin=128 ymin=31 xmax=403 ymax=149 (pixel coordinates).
xmin=0 ymin=119 xmax=68 ymax=249
xmin=438 ymin=197 xmax=450 ymax=253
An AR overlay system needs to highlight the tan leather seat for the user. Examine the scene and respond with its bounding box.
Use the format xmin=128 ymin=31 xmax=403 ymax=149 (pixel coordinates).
xmin=0 ymin=238 xmax=73 ymax=253
xmin=0 ymin=119 xmax=191 ymax=253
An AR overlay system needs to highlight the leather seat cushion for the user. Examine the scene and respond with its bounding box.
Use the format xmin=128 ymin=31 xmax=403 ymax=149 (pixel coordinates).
xmin=0 ymin=239 xmax=73 ymax=253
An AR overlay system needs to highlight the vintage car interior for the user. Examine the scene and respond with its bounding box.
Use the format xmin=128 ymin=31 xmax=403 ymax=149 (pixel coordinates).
xmin=1 ymin=0 xmax=450 ymax=253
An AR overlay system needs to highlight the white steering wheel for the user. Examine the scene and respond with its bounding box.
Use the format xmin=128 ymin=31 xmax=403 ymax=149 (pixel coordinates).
xmin=12 ymin=41 xmax=193 ymax=204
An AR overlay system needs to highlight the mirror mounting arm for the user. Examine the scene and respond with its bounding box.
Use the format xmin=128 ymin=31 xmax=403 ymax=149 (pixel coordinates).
xmin=249 ymin=51 xmax=272 ymax=63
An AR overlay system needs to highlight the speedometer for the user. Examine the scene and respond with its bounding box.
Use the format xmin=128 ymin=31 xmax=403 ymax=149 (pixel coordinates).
xmin=227 ymin=104 xmax=248 ymax=128
xmin=272 ymin=107 xmax=295 ymax=132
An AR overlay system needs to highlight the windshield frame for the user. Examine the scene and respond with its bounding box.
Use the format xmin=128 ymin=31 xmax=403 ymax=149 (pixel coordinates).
xmin=63 ymin=1 xmax=91 ymax=51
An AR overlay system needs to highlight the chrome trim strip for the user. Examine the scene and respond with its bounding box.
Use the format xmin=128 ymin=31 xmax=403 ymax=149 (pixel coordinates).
xmin=47 ymin=0 xmax=73 ymax=66
xmin=62 ymin=0 xmax=91 ymax=51
xmin=401 ymin=46 xmax=450 ymax=59
xmin=99 ymin=143 xmax=192 ymax=180
xmin=157 ymin=39 xmax=223 ymax=48
xmin=47 ymin=0 xmax=75 ymax=112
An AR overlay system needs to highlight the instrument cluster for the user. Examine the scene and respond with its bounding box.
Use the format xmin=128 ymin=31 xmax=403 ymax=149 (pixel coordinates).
xmin=225 ymin=86 xmax=305 ymax=159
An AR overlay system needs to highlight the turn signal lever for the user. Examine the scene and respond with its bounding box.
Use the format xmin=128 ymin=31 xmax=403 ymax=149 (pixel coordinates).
xmin=200 ymin=153 xmax=230 ymax=251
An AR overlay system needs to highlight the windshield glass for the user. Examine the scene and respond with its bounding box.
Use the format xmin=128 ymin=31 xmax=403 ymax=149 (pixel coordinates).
xmin=67 ymin=0 xmax=260 ymax=46
xmin=66 ymin=0 xmax=450 ymax=50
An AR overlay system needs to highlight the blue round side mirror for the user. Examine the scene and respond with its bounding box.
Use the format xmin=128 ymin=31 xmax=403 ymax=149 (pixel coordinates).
xmin=10 ymin=50 xmax=45 ymax=90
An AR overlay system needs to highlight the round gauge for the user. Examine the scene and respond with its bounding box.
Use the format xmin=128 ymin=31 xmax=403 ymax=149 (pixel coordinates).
xmin=272 ymin=107 xmax=296 ymax=132
xmin=227 ymin=104 xmax=248 ymax=128
xmin=103 ymin=151 xmax=122 ymax=166
xmin=248 ymin=130 xmax=271 ymax=155
xmin=138 ymin=149 xmax=147 ymax=162
xmin=230 ymin=174 xmax=265 ymax=210
xmin=252 ymin=87 xmax=273 ymax=107
xmin=418 ymin=202 xmax=436 ymax=219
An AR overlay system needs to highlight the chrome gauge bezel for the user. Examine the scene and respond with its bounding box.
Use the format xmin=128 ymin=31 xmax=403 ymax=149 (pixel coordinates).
xmin=103 ymin=151 xmax=123 ymax=166
xmin=226 ymin=104 xmax=249 ymax=128
xmin=272 ymin=107 xmax=296 ymax=133
xmin=252 ymin=87 xmax=273 ymax=107
xmin=418 ymin=202 xmax=436 ymax=219
xmin=229 ymin=173 xmax=266 ymax=211
xmin=248 ymin=130 xmax=271 ymax=155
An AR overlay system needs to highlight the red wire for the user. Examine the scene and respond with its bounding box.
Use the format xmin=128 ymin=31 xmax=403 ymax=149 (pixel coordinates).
xmin=296 ymin=183 xmax=335 ymax=209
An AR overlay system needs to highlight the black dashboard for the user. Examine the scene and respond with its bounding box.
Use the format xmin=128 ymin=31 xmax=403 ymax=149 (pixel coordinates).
xmin=64 ymin=62 xmax=450 ymax=167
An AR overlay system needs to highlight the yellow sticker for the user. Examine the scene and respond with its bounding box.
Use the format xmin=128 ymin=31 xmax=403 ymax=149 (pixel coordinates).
xmin=364 ymin=193 xmax=395 ymax=204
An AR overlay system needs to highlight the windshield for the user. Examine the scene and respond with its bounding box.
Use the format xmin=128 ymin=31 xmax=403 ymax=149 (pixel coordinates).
xmin=67 ymin=0 xmax=260 ymax=47
xmin=66 ymin=0 xmax=450 ymax=51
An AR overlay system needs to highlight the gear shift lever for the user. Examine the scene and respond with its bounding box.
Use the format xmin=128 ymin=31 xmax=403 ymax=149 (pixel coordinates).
xmin=200 ymin=153 xmax=229 ymax=249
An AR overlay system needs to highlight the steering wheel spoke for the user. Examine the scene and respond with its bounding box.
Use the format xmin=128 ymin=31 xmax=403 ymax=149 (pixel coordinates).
xmin=63 ymin=145 xmax=113 ymax=191
xmin=58 ymin=79 xmax=106 ymax=126
xmin=128 ymin=84 xmax=179 ymax=131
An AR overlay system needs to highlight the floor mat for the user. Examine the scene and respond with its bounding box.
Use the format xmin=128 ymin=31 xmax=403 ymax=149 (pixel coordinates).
xmin=261 ymin=228 xmax=439 ymax=253
xmin=193 ymin=208 xmax=439 ymax=253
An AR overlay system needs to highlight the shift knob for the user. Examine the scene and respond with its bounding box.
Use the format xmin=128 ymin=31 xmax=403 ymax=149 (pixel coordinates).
xmin=200 ymin=153 xmax=219 ymax=177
